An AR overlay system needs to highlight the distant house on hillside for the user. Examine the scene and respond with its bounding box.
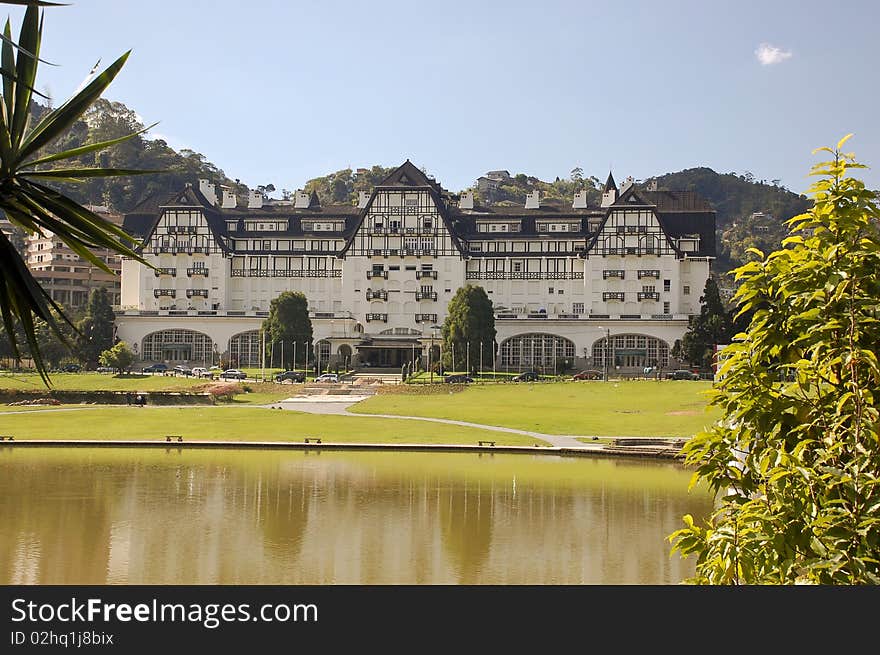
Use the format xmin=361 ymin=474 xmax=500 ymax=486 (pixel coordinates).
xmin=476 ymin=170 xmax=512 ymax=202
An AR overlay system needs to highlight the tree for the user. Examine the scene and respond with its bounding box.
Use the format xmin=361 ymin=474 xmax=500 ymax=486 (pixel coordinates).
xmin=0 ymin=4 xmax=151 ymax=383
xmin=677 ymin=278 xmax=732 ymax=369
xmin=262 ymin=291 xmax=313 ymax=370
xmin=441 ymin=284 xmax=495 ymax=373
xmin=99 ymin=340 xmax=134 ymax=373
xmin=77 ymin=287 xmax=115 ymax=368
xmin=669 ymin=137 xmax=880 ymax=584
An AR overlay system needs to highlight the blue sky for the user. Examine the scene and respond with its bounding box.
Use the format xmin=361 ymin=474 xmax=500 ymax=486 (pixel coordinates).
xmin=7 ymin=0 xmax=879 ymax=197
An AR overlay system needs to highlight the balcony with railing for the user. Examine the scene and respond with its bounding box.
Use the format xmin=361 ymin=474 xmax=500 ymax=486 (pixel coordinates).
xmin=230 ymin=268 xmax=341 ymax=278
xmin=415 ymin=291 xmax=438 ymax=301
xmin=187 ymin=267 xmax=209 ymax=277
xmin=186 ymin=289 xmax=209 ymax=299
xmin=365 ymin=313 xmax=388 ymax=323
xmin=366 ymin=289 xmax=388 ymax=301
xmin=637 ymin=291 xmax=660 ymax=301
xmin=416 ymin=270 xmax=438 ymax=279
xmin=466 ymin=271 xmax=584 ymax=280
xmin=154 ymin=267 xmax=176 ymax=277
xmin=366 ymin=270 xmax=388 ymax=279
xmin=603 ymin=269 xmax=626 ymax=279
xmin=415 ymin=313 xmax=437 ymax=323
xmin=637 ymin=269 xmax=661 ymax=279
xmin=603 ymin=292 xmax=625 ymax=301
xmin=154 ymin=289 xmax=176 ymax=298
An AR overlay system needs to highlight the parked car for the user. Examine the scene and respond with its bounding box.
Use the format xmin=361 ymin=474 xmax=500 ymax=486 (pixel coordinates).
xmin=61 ymin=363 xmax=81 ymax=373
xmin=96 ymin=366 xmax=115 ymax=373
xmin=315 ymin=373 xmax=339 ymax=383
xmin=142 ymin=363 xmax=168 ymax=373
xmin=572 ymin=369 xmax=603 ymax=380
xmin=172 ymin=365 xmax=192 ymax=376
xmin=512 ymin=371 xmax=541 ymax=382
xmin=191 ymin=367 xmax=211 ymax=378
xmin=669 ymin=369 xmax=699 ymax=380
xmin=220 ymin=369 xmax=247 ymax=380
xmin=276 ymin=370 xmax=306 ymax=383
xmin=444 ymin=374 xmax=474 ymax=384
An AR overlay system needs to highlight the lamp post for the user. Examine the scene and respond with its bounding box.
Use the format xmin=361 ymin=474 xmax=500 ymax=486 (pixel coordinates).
xmin=429 ymin=324 xmax=440 ymax=384
xmin=604 ymin=327 xmax=611 ymax=382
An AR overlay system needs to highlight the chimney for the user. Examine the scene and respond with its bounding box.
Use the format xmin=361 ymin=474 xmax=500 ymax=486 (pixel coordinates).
xmin=221 ymin=187 xmax=237 ymax=209
xmin=646 ymin=178 xmax=658 ymax=192
xmin=620 ymin=176 xmax=635 ymax=193
xmin=459 ymin=190 xmax=474 ymax=210
xmin=247 ymin=189 xmax=263 ymax=209
xmin=357 ymin=191 xmax=370 ymax=209
xmin=294 ymin=191 xmax=311 ymax=208
xmin=198 ymin=179 xmax=217 ymax=206
xmin=524 ymin=190 xmax=540 ymax=209
xmin=572 ymin=189 xmax=588 ymax=209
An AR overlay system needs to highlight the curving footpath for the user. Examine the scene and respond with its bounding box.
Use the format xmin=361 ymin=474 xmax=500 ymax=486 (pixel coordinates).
xmin=272 ymin=395 xmax=601 ymax=449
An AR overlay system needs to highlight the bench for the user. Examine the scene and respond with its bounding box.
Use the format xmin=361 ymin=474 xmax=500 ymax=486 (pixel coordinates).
xmin=165 ymin=435 xmax=183 ymax=442
xmin=478 ymin=440 xmax=496 ymax=447
xmin=304 ymin=438 xmax=322 ymax=444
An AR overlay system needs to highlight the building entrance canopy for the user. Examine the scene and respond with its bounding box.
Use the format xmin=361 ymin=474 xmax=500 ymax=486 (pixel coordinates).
xmin=357 ymin=338 xmax=423 ymax=368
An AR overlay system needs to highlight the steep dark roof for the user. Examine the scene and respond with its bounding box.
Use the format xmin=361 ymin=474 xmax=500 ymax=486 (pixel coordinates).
xmin=603 ymin=172 xmax=617 ymax=192
xmin=378 ymin=160 xmax=442 ymax=193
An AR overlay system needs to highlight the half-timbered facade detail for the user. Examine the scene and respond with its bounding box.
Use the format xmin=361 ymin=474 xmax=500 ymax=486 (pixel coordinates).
xmin=117 ymin=162 xmax=715 ymax=373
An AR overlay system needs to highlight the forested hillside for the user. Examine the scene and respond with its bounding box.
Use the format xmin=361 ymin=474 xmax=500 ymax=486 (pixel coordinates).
xmin=653 ymin=167 xmax=812 ymax=277
xmin=29 ymin=99 xmax=246 ymax=213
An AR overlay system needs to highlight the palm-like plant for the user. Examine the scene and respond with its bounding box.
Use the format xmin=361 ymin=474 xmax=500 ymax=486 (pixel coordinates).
xmin=0 ymin=3 xmax=152 ymax=383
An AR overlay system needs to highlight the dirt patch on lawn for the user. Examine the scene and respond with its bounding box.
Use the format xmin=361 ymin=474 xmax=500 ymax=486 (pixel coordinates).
xmin=666 ymin=410 xmax=700 ymax=416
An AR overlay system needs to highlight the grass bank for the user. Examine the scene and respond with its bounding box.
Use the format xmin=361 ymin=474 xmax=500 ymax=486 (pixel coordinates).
xmin=350 ymin=380 xmax=719 ymax=437
xmin=0 ymin=406 xmax=551 ymax=446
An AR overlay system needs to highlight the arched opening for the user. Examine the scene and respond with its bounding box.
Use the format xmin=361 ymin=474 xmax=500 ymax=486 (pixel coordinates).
xmin=229 ymin=330 xmax=262 ymax=367
xmin=315 ymin=340 xmax=331 ymax=371
xmin=499 ymin=333 xmax=575 ymax=373
xmin=141 ymin=329 xmax=213 ymax=365
xmin=591 ymin=334 xmax=669 ymax=370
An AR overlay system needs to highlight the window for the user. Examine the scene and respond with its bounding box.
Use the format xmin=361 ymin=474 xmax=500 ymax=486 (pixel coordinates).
xmin=683 ymin=285 xmax=690 ymax=295
xmin=663 ymin=302 xmax=670 ymax=314
xmin=572 ymin=303 xmax=584 ymax=314
xmin=548 ymin=288 xmax=554 ymax=294
xmin=663 ymin=279 xmax=670 ymax=292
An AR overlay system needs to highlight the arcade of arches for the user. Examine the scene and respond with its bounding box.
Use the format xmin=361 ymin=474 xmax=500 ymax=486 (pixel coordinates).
xmin=140 ymin=328 xmax=671 ymax=373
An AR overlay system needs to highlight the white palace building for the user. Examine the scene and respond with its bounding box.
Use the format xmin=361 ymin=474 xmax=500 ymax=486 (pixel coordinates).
xmin=116 ymin=161 xmax=716 ymax=374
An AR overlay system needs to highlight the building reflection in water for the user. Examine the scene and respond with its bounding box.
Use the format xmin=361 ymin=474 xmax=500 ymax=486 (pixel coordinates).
xmin=0 ymin=448 xmax=713 ymax=584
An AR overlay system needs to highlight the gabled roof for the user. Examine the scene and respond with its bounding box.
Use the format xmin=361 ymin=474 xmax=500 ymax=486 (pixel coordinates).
xmin=159 ymin=184 xmax=215 ymax=209
xmin=613 ymin=185 xmax=652 ymax=207
xmin=378 ymin=160 xmax=442 ymax=193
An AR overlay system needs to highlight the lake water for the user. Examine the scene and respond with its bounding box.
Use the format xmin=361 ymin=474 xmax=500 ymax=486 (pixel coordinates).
xmin=0 ymin=447 xmax=713 ymax=584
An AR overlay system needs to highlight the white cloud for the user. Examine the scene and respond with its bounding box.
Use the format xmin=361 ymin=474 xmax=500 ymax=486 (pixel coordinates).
xmin=755 ymin=43 xmax=793 ymax=66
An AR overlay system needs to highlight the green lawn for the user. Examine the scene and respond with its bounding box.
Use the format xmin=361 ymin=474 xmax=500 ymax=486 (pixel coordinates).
xmin=350 ymin=380 xmax=720 ymax=437
xmin=0 ymin=406 xmax=551 ymax=446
